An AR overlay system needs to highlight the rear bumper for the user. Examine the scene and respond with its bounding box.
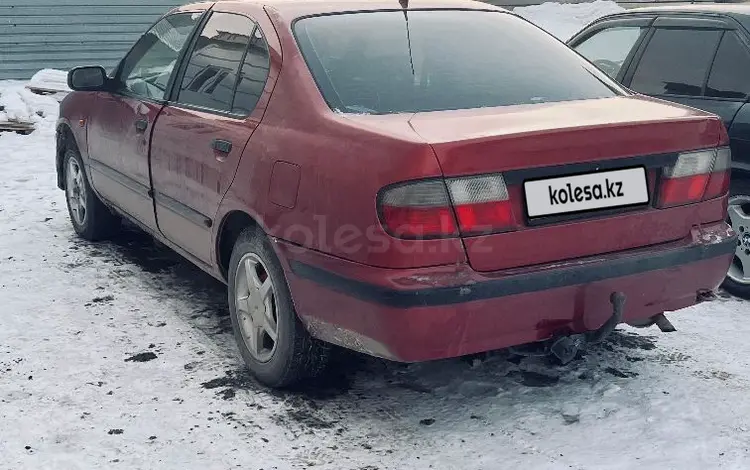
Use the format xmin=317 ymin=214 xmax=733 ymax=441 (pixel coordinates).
xmin=279 ymin=222 xmax=736 ymax=362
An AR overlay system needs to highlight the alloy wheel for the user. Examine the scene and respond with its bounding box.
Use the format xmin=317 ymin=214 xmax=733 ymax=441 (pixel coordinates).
xmin=234 ymin=253 xmax=279 ymax=363
xmin=66 ymin=157 xmax=87 ymax=226
xmin=727 ymin=196 xmax=750 ymax=285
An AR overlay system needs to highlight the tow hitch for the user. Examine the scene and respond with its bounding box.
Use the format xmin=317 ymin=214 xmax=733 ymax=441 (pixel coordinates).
xmin=509 ymin=292 xmax=627 ymax=364
xmin=548 ymin=292 xmax=626 ymax=364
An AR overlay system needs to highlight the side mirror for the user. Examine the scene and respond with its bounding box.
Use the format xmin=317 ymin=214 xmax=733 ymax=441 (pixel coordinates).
xmin=68 ymin=66 xmax=108 ymax=92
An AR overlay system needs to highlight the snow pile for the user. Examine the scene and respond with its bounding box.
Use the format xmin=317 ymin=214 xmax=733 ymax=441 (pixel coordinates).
xmin=27 ymin=68 xmax=71 ymax=94
xmin=0 ymin=69 xmax=68 ymax=133
xmin=515 ymin=0 xmax=625 ymax=41
xmin=0 ymin=81 xmax=61 ymax=132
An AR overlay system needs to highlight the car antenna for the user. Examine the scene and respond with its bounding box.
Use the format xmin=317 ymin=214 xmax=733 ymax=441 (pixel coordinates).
xmin=400 ymin=0 xmax=415 ymax=77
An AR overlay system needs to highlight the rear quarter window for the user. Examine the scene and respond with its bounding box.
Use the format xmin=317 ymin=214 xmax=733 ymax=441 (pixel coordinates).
xmin=573 ymin=26 xmax=645 ymax=79
xmin=293 ymin=10 xmax=621 ymax=115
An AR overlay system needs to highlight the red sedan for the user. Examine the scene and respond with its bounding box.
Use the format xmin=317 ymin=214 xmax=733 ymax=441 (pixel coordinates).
xmin=58 ymin=0 xmax=737 ymax=387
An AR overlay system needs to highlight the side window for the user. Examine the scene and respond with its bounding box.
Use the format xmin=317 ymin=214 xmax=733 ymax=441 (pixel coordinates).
xmin=573 ymin=26 xmax=644 ymax=79
xmin=119 ymin=13 xmax=201 ymax=100
xmin=706 ymin=32 xmax=750 ymax=100
xmin=629 ymin=28 xmax=722 ymax=97
xmin=232 ymin=27 xmax=271 ymax=115
xmin=177 ymin=12 xmax=268 ymax=115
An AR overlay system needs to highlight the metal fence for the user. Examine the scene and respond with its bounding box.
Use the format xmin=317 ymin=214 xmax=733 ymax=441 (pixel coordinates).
xmin=0 ymin=0 xmax=181 ymax=80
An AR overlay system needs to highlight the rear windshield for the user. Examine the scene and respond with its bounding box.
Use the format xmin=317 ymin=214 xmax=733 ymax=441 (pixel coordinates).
xmin=294 ymin=10 xmax=621 ymax=115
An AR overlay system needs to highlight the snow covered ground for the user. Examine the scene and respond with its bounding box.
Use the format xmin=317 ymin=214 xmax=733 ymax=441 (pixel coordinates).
xmin=1 ymin=3 xmax=749 ymax=470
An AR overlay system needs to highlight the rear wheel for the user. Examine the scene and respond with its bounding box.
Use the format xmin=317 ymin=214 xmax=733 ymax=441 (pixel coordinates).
xmin=722 ymin=179 xmax=750 ymax=299
xmin=63 ymin=149 xmax=120 ymax=240
xmin=228 ymin=227 xmax=330 ymax=388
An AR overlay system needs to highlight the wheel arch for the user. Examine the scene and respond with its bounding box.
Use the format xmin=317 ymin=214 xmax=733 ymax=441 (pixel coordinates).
xmin=56 ymin=122 xmax=80 ymax=190
xmin=216 ymin=210 xmax=260 ymax=280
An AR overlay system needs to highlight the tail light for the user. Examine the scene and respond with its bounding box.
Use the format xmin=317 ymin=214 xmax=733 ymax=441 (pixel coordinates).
xmin=703 ymin=147 xmax=731 ymax=200
xmin=657 ymin=147 xmax=731 ymax=208
xmin=446 ymin=174 xmax=517 ymax=235
xmin=379 ymin=180 xmax=458 ymax=239
xmin=378 ymin=174 xmax=517 ymax=239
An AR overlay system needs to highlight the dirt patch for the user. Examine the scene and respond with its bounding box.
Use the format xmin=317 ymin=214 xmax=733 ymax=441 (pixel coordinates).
xmin=604 ymin=367 xmax=638 ymax=378
xmin=95 ymin=229 xmax=181 ymax=274
xmin=286 ymin=408 xmax=338 ymax=429
xmin=694 ymin=369 xmax=734 ymax=382
xmin=508 ymin=370 xmax=560 ymax=388
xmin=604 ymin=331 xmax=657 ymax=351
xmin=201 ymin=369 xmax=256 ymax=400
xmin=125 ymin=352 xmax=158 ymax=363
xmin=394 ymin=381 xmax=433 ymax=394
xmin=281 ymin=350 xmax=364 ymax=400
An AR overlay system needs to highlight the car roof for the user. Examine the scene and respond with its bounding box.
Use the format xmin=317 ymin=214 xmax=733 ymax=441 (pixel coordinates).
xmin=212 ymin=0 xmax=505 ymax=20
xmin=599 ymin=4 xmax=750 ymax=30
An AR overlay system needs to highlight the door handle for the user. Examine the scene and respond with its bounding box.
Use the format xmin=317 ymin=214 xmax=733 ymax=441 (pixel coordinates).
xmin=211 ymin=139 xmax=233 ymax=154
xmin=134 ymin=119 xmax=148 ymax=133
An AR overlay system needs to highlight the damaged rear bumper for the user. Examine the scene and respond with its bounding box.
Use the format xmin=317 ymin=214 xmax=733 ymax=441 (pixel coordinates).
xmin=279 ymin=222 xmax=737 ymax=362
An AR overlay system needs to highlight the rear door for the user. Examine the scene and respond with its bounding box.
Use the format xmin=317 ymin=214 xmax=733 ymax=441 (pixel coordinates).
xmin=704 ymin=30 xmax=750 ymax=172
xmin=150 ymin=8 xmax=273 ymax=264
xmin=622 ymin=17 xmax=743 ymax=127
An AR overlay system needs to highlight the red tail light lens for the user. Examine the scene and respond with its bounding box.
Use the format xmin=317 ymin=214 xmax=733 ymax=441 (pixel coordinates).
xmin=378 ymin=174 xmax=517 ymax=238
xmin=447 ymin=174 xmax=517 ymax=235
xmin=657 ymin=147 xmax=731 ymax=208
xmin=379 ymin=180 xmax=458 ymax=238
xmin=658 ymin=175 xmax=710 ymax=207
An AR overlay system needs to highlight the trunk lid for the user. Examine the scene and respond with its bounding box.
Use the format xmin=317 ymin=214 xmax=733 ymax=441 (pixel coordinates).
xmin=406 ymin=96 xmax=725 ymax=272
xmin=408 ymin=96 xmax=720 ymax=175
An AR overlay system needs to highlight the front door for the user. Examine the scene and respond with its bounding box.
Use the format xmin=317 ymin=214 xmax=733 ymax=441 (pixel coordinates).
xmin=150 ymin=11 xmax=272 ymax=263
xmin=86 ymin=12 xmax=203 ymax=230
xmin=569 ymin=20 xmax=651 ymax=83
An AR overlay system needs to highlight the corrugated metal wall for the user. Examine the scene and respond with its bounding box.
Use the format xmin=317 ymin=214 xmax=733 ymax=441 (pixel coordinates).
xmin=0 ymin=0 xmax=183 ymax=80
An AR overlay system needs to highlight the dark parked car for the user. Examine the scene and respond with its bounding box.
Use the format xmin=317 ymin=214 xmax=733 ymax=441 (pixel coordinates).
xmin=58 ymin=0 xmax=737 ymax=388
xmin=569 ymin=5 xmax=750 ymax=298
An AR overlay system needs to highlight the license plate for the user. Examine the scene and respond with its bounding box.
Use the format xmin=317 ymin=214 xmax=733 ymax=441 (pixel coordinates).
xmin=524 ymin=167 xmax=649 ymax=218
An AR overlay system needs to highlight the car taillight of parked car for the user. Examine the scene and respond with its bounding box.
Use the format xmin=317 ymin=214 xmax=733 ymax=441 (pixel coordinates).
xmin=378 ymin=174 xmax=517 ymax=239
xmin=657 ymin=147 xmax=732 ymax=208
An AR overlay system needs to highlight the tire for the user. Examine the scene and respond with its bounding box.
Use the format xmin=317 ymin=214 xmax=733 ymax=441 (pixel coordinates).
xmin=228 ymin=227 xmax=330 ymax=388
xmin=722 ymin=177 xmax=750 ymax=299
xmin=63 ymin=149 xmax=120 ymax=241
